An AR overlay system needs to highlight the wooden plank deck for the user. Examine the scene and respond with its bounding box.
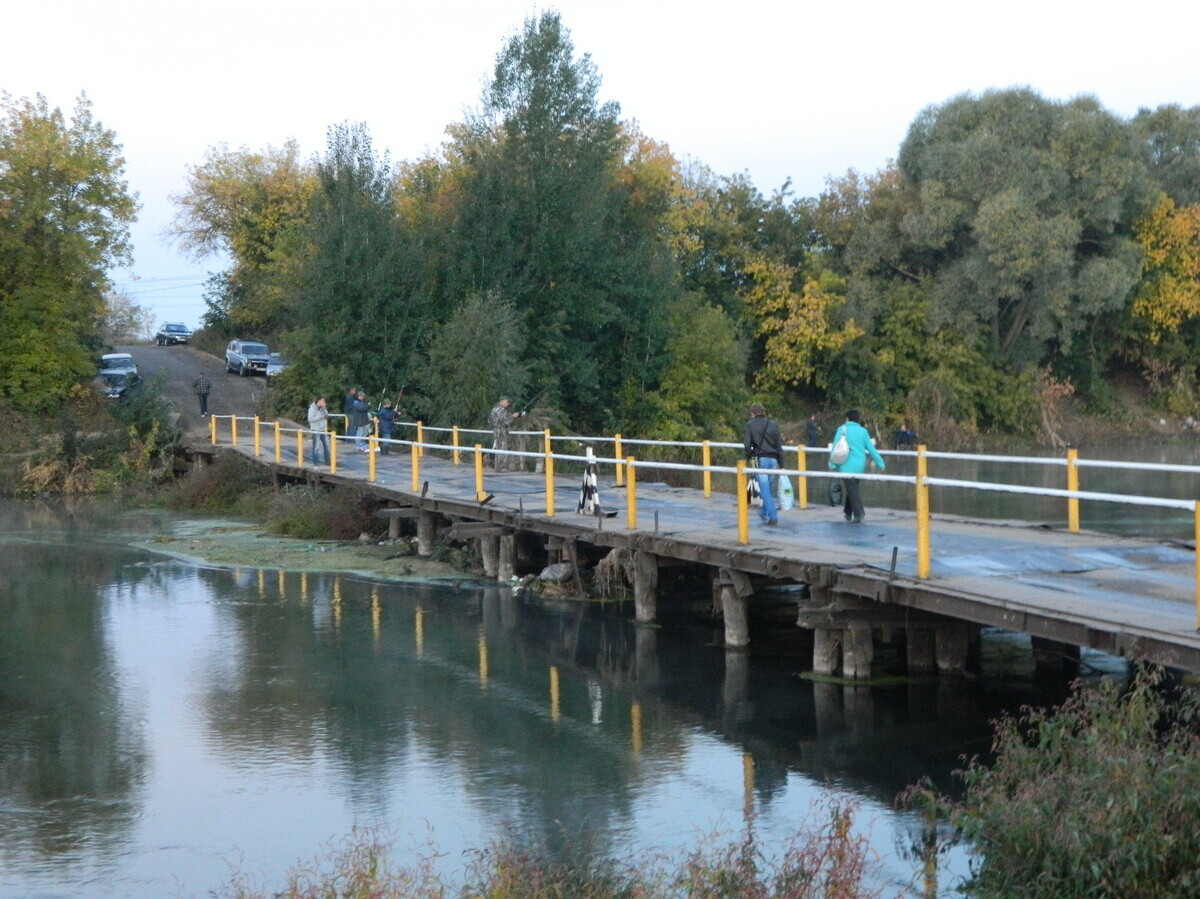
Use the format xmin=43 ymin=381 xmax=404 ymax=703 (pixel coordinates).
xmin=194 ymin=432 xmax=1200 ymax=672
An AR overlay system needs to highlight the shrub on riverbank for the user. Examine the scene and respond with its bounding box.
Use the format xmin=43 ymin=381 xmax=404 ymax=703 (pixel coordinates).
xmin=163 ymin=452 xmax=274 ymax=515
xmin=217 ymin=798 xmax=886 ymax=898
xmin=907 ymin=666 xmax=1200 ymax=897
xmin=266 ymin=484 xmax=383 ymax=540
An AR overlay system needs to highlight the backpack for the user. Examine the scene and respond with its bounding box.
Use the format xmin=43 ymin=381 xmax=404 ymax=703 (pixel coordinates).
xmin=830 ymin=430 xmax=850 ymax=465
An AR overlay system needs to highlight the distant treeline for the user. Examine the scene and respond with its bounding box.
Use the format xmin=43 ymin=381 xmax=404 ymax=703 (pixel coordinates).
xmin=7 ymin=13 xmax=1200 ymax=444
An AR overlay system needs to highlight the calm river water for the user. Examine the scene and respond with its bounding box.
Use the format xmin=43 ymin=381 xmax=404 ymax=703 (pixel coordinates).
xmin=1 ymin=438 xmax=1186 ymax=899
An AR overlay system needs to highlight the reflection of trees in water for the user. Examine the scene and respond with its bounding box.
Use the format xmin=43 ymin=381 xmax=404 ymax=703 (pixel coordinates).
xmin=0 ymin=537 xmax=147 ymax=866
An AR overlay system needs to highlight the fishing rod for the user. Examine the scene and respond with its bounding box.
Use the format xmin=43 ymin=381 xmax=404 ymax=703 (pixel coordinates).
xmin=520 ymin=385 xmax=551 ymax=416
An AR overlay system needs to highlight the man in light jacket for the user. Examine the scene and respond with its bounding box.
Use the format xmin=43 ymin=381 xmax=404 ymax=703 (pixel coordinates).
xmin=829 ymin=409 xmax=886 ymax=523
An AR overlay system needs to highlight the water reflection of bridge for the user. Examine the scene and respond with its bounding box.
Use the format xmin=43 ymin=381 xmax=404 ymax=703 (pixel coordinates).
xmin=187 ymin=420 xmax=1200 ymax=675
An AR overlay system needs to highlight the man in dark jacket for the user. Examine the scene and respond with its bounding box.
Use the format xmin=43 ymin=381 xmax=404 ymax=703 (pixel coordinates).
xmin=192 ymin=372 xmax=212 ymax=415
xmin=742 ymin=402 xmax=782 ymax=525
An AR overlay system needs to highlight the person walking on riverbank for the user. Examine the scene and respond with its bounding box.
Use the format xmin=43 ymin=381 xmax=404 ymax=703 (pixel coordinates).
xmin=743 ymin=403 xmax=782 ymax=526
xmin=307 ymin=396 xmax=330 ymax=465
xmin=192 ymin=372 xmax=212 ymax=416
xmin=829 ymin=409 xmax=886 ymax=523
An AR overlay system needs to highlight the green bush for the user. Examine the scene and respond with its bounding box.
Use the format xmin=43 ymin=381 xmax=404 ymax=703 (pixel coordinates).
xmin=266 ymin=484 xmax=381 ymax=540
xmin=918 ymin=667 xmax=1200 ymax=898
xmin=165 ymin=453 xmax=274 ymax=514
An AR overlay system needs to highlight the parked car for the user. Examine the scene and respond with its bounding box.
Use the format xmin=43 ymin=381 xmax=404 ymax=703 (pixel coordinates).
xmin=100 ymin=353 xmax=138 ymax=375
xmin=266 ymin=352 xmax=289 ymax=380
xmin=94 ymin=370 xmax=142 ymax=400
xmin=155 ymin=322 xmax=192 ymax=345
xmin=225 ymin=339 xmax=271 ymax=376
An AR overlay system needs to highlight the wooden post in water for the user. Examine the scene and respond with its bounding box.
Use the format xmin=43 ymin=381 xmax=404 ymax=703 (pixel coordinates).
xmin=633 ymin=550 xmax=658 ymax=623
xmin=498 ymin=534 xmax=516 ymax=582
xmin=842 ymin=620 xmax=875 ymax=679
xmin=480 ymin=536 xmax=499 ymax=577
xmin=717 ymin=568 xmax=752 ymax=649
xmin=417 ymin=511 xmax=436 ymax=557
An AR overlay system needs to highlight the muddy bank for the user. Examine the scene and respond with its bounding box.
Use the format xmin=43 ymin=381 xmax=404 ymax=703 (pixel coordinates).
xmin=134 ymin=517 xmax=487 ymax=585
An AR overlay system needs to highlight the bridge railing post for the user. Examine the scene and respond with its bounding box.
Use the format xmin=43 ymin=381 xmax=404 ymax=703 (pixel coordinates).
xmin=411 ymin=440 xmax=420 ymax=492
xmin=474 ymin=444 xmax=484 ymax=501
xmin=614 ymin=434 xmax=624 ymax=486
xmin=330 ymin=433 xmax=337 ymax=473
xmin=625 ymin=456 xmax=637 ymax=530
xmin=231 ymin=416 xmax=238 ymax=447
xmin=796 ymin=447 xmax=808 ymax=510
xmin=544 ymin=429 xmax=554 ymax=516
xmin=210 ymin=415 xmax=217 ymax=444
xmin=452 ymin=426 xmax=460 ymax=465
xmin=296 ymin=429 xmax=304 ymax=469
xmin=274 ymin=422 xmax=281 ymax=464
xmin=916 ymin=445 xmax=930 ymax=578
xmin=1067 ymin=448 xmax=1080 ymax=532
xmin=253 ymin=417 xmax=260 ymax=457
xmin=368 ymin=436 xmax=377 ymax=482
xmin=702 ymin=441 xmax=712 ymax=498
xmin=736 ymin=460 xmax=748 ymax=545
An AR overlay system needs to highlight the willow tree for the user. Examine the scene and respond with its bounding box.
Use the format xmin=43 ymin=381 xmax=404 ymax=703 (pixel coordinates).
xmin=897 ymin=89 xmax=1155 ymax=371
xmin=0 ymin=93 xmax=138 ymax=410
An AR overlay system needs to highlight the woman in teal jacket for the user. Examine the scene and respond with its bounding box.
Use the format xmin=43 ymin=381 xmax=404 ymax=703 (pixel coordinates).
xmin=829 ymin=410 xmax=886 ymax=522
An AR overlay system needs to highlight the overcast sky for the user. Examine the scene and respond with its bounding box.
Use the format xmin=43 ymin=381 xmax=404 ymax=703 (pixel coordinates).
xmin=6 ymin=0 xmax=1200 ymax=328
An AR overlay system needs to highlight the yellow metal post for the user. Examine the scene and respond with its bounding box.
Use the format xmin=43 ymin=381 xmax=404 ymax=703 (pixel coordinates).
xmin=614 ymin=434 xmax=624 ymax=486
xmin=625 ymin=456 xmax=637 ymax=530
xmin=330 ymin=434 xmax=337 ymax=473
xmin=452 ymin=426 xmax=460 ymax=465
xmin=478 ymin=629 xmax=488 ymax=687
xmin=702 ymin=440 xmax=712 ymax=498
xmin=296 ymin=429 xmax=304 ymax=469
xmin=736 ymin=460 xmax=749 ymax=545
xmin=796 ymin=447 xmax=808 ymax=510
xmin=253 ymin=417 xmax=260 ymax=456
xmin=411 ymin=441 xmax=420 ymax=492
xmin=474 ymin=444 xmax=484 ymax=501
xmin=274 ymin=422 xmax=281 ymax=464
xmin=210 ymin=415 xmax=216 ymax=444
xmin=231 ymin=416 xmax=238 ymax=446
xmin=549 ymin=666 xmax=560 ymax=722
xmin=916 ymin=445 xmax=930 ymax=579
xmin=416 ymin=421 xmax=424 ymax=457
xmin=368 ymin=436 xmax=376 ymax=482
xmin=631 ymin=701 xmax=642 ymax=758
xmin=544 ymin=429 xmax=554 ymax=516
xmin=1066 ymin=448 xmax=1080 ymax=532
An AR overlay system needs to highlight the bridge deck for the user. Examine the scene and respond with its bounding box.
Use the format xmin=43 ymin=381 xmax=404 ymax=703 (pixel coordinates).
xmin=201 ymin=433 xmax=1200 ymax=671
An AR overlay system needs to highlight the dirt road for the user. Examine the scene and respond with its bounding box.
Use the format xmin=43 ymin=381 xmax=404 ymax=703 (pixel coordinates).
xmin=117 ymin=344 xmax=269 ymax=437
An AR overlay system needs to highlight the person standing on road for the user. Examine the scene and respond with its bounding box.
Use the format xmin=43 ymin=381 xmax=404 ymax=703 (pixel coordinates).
xmin=192 ymin=372 xmax=212 ymax=416
xmin=805 ymin=414 xmax=822 ymax=447
xmin=743 ymin=402 xmax=782 ymax=526
xmin=307 ymin=396 xmax=331 ymax=465
xmin=829 ymin=409 xmax=886 ymax=523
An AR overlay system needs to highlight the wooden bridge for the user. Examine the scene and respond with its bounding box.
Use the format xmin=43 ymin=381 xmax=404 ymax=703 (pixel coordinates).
xmin=185 ymin=416 xmax=1200 ymax=677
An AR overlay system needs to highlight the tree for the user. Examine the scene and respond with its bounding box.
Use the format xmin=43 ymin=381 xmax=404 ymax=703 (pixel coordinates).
xmin=1132 ymin=104 xmax=1200 ymax=206
xmin=445 ymin=11 xmax=677 ymax=430
xmin=896 ymin=89 xmax=1155 ymax=370
xmin=169 ymin=140 xmax=315 ymax=336
xmin=0 ymin=93 xmax=138 ymax=410
xmin=285 ymin=122 xmax=428 ymax=400
xmin=419 ymin=290 xmax=527 ymax=428
xmin=101 ymin=291 xmax=154 ymax=343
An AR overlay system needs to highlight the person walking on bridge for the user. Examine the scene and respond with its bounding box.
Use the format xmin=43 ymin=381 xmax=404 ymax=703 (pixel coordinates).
xmin=829 ymin=409 xmax=886 ymax=523
xmin=743 ymin=403 xmax=782 ymax=526
xmin=192 ymin=372 xmax=212 ymax=416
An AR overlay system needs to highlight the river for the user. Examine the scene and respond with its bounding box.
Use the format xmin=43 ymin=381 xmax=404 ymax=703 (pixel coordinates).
xmin=0 ymin=443 xmax=1179 ymax=899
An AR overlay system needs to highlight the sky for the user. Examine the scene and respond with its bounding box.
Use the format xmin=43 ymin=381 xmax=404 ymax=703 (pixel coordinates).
xmin=6 ymin=0 xmax=1200 ymax=329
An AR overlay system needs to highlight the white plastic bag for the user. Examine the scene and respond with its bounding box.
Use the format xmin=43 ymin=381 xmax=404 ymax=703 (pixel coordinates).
xmin=830 ymin=431 xmax=850 ymax=465
xmin=777 ymin=474 xmax=794 ymax=510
